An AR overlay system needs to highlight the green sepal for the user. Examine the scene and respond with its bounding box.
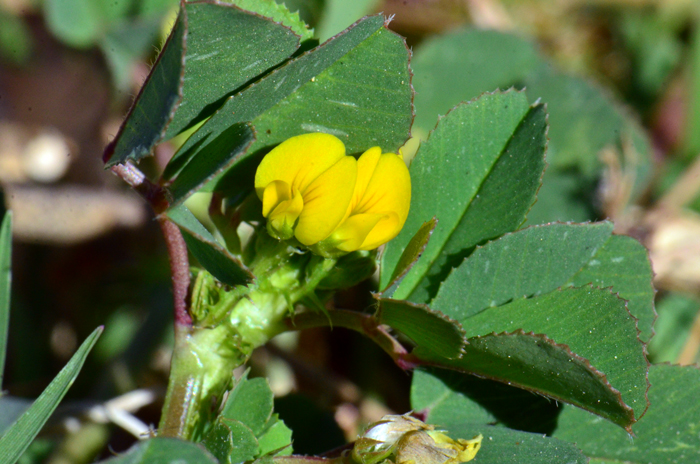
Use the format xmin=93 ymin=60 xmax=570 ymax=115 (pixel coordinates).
xmin=190 ymin=268 xmax=251 ymax=328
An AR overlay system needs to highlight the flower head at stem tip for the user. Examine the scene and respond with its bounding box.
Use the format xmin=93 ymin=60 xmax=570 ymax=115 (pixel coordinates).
xmin=254 ymin=133 xmax=411 ymax=257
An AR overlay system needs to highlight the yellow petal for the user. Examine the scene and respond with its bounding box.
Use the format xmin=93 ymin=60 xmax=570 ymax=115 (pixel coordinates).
xmin=262 ymin=180 xmax=292 ymax=217
xmin=254 ymin=133 xmax=346 ymax=199
xmin=352 ymin=153 xmax=411 ymax=249
xmin=330 ymin=213 xmax=385 ymax=252
xmin=354 ymin=153 xmax=410 ymax=219
xmin=359 ymin=212 xmax=400 ymax=251
xmin=348 ymin=146 xmax=382 ymax=214
xmin=295 ymin=155 xmax=357 ymax=245
xmin=428 ymin=432 xmax=483 ymax=464
xmin=263 ymin=181 xmax=304 ymax=240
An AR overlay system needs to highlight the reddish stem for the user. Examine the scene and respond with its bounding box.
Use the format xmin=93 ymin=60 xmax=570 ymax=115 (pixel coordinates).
xmin=280 ymin=309 xmax=419 ymax=371
xmin=158 ymin=217 xmax=193 ymax=327
xmin=111 ymin=163 xmax=192 ymax=327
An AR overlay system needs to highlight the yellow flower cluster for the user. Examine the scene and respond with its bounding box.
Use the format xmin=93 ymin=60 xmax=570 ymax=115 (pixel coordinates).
xmin=254 ymin=133 xmax=411 ymax=256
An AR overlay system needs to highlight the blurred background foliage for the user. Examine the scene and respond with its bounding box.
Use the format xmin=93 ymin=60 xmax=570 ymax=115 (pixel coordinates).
xmin=1 ymin=0 xmax=700 ymax=462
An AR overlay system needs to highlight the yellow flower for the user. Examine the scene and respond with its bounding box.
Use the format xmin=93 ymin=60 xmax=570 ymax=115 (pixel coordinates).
xmin=328 ymin=146 xmax=411 ymax=252
xmin=254 ymin=133 xmax=357 ymax=244
xmin=254 ymin=133 xmax=410 ymax=255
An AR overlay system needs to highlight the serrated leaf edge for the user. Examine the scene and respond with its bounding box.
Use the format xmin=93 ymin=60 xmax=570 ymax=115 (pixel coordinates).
xmin=518 ymin=98 xmax=550 ymax=227
xmin=103 ymin=0 xmax=188 ymax=167
xmin=490 ymin=283 xmax=651 ymax=424
xmin=397 ymin=89 xmax=544 ymax=300
xmin=375 ymin=296 xmax=468 ymax=360
xmin=447 ymin=328 xmax=637 ymax=433
xmin=573 ymin=283 xmax=651 ymax=422
xmin=428 ymin=217 xmax=615 ymax=310
xmin=568 ymin=232 xmax=658 ymax=345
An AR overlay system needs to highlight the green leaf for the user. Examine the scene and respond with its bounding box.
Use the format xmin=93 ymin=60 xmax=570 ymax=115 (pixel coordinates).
xmin=163 ymin=1 xmax=302 ymax=139
xmin=410 ymin=27 xmax=653 ymax=202
xmin=381 ymin=91 xmax=547 ymax=303
xmin=169 ymin=14 xmax=412 ymax=201
xmin=0 ymin=327 xmax=102 ymax=464
xmin=375 ymin=298 xmax=466 ymax=359
xmin=105 ymin=1 xmax=300 ymax=167
xmin=553 ymin=364 xmax=700 ymax=464
xmin=204 ymin=375 xmax=292 ymax=462
xmin=430 ymin=223 xmax=655 ymax=342
xmin=381 ymin=217 xmax=437 ymax=297
xmin=412 ymin=369 xmax=560 ymax=435
xmin=100 ymin=437 xmax=218 ymax=464
xmin=257 ymin=416 xmax=292 ymax=456
xmin=417 ymin=286 xmax=648 ymax=431
xmin=411 ymin=28 xmax=541 ymax=132
xmin=0 ymin=212 xmax=11 ymax=389
xmin=229 ymin=0 xmax=314 ymax=41
xmin=103 ymin=7 xmax=186 ymax=167
xmin=431 ymin=222 xmax=614 ymax=320
xmin=440 ymin=423 xmax=588 ymax=464
xmin=412 ymin=229 xmax=655 ymax=433
xmin=165 ymin=204 xmax=254 ymax=286
xmin=0 ymin=397 xmax=31 ymax=436
xmin=566 ymin=234 xmax=656 ymax=343
xmin=202 ymin=418 xmax=259 ymax=464
xmin=166 ymin=122 xmax=255 ymax=208
xmin=221 ymin=377 xmax=274 ymax=436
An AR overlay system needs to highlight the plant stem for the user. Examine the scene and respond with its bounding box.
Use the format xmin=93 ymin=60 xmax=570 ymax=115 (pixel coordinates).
xmin=158 ymin=322 xmax=246 ymax=439
xmin=277 ymin=309 xmax=419 ymax=370
xmin=110 ymin=164 xmax=167 ymax=211
xmin=158 ymin=217 xmax=192 ymax=327
xmin=110 ymin=164 xmax=189 ymax=327
xmin=157 ymin=324 xmax=195 ymax=438
xmin=111 ymin=163 xmax=199 ymax=438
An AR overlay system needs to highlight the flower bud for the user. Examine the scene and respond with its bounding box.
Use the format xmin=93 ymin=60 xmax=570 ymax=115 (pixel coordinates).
xmin=352 ymin=414 xmax=482 ymax=464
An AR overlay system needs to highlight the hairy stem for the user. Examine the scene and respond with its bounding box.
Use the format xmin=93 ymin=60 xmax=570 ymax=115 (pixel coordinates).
xmin=111 ymin=162 xmax=197 ymax=439
xmin=110 ymin=163 xmax=191 ymax=328
xmin=278 ymin=309 xmax=418 ymax=370
xmin=158 ymin=218 xmax=192 ymax=327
